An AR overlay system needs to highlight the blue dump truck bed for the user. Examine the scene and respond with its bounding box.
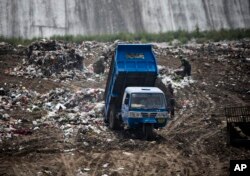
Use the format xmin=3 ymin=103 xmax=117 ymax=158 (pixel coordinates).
xmin=104 ymin=44 xmax=158 ymax=118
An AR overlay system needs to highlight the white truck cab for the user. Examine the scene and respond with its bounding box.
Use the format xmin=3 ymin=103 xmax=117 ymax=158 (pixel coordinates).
xmin=121 ymin=87 xmax=169 ymax=129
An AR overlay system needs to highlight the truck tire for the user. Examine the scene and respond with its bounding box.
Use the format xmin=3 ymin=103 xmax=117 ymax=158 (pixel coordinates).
xmin=109 ymin=105 xmax=120 ymax=130
xmin=143 ymin=124 xmax=154 ymax=140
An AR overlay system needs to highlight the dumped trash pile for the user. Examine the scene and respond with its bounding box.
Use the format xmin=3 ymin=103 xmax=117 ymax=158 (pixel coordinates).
xmin=7 ymin=40 xmax=119 ymax=82
xmin=7 ymin=40 xmax=84 ymax=80
xmin=0 ymin=86 xmax=106 ymax=142
xmin=27 ymin=40 xmax=84 ymax=76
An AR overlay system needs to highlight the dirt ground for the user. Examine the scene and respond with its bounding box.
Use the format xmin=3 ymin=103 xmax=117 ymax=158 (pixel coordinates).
xmin=0 ymin=41 xmax=250 ymax=176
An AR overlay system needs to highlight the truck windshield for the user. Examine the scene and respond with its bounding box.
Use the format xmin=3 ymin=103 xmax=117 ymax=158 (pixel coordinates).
xmin=130 ymin=93 xmax=166 ymax=110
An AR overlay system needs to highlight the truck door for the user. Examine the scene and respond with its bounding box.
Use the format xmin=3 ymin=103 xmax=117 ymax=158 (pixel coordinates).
xmin=122 ymin=93 xmax=130 ymax=119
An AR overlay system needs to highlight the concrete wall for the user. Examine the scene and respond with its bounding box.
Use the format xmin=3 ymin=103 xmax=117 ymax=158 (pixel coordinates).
xmin=0 ymin=0 xmax=249 ymax=38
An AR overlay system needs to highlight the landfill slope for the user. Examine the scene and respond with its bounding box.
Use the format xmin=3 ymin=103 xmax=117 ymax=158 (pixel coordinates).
xmin=0 ymin=40 xmax=250 ymax=176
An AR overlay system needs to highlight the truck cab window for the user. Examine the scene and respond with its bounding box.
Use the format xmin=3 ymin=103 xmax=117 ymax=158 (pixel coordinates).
xmin=130 ymin=93 xmax=165 ymax=109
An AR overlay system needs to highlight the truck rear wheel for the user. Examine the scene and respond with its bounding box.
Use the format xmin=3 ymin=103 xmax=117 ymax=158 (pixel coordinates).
xmin=143 ymin=124 xmax=154 ymax=140
xmin=109 ymin=106 xmax=120 ymax=130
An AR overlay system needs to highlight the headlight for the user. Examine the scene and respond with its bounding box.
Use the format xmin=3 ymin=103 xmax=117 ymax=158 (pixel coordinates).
xmin=128 ymin=111 xmax=142 ymax=118
xmin=156 ymin=112 xmax=168 ymax=118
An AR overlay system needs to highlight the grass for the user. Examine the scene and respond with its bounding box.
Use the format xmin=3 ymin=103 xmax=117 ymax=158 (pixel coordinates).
xmin=1 ymin=28 xmax=250 ymax=46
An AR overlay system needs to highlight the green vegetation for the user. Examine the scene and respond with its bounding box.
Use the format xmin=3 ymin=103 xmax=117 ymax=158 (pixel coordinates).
xmin=1 ymin=28 xmax=250 ymax=46
xmin=0 ymin=36 xmax=41 ymax=46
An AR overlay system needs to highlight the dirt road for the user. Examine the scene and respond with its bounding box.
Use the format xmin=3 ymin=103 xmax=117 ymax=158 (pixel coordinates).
xmin=0 ymin=41 xmax=250 ymax=176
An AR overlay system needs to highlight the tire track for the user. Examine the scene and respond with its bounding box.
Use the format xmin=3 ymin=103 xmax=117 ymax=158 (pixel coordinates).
xmin=158 ymin=82 xmax=220 ymax=175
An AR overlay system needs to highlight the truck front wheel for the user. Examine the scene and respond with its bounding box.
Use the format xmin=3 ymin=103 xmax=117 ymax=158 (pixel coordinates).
xmin=143 ymin=124 xmax=154 ymax=140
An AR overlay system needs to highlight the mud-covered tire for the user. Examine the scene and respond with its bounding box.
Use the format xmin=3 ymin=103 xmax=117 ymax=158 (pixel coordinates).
xmin=109 ymin=105 xmax=120 ymax=130
xmin=143 ymin=124 xmax=154 ymax=140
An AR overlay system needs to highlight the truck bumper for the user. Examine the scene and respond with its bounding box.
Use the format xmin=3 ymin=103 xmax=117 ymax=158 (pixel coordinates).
xmin=127 ymin=117 xmax=168 ymax=128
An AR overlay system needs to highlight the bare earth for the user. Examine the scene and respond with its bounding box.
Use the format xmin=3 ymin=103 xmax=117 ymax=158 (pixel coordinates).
xmin=0 ymin=41 xmax=250 ymax=176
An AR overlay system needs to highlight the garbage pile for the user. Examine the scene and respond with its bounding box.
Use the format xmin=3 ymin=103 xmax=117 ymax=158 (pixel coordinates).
xmin=27 ymin=40 xmax=84 ymax=76
xmin=0 ymin=86 xmax=106 ymax=142
xmin=7 ymin=40 xmax=119 ymax=82
xmin=7 ymin=40 xmax=84 ymax=80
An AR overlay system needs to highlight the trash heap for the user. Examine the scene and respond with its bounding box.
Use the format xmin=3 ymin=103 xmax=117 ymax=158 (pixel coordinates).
xmin=8 ymin=40 xmax=119 ymax=82
xmin=0 ymin=86 xmax=106 ymax=142
xmin=27 ymin=40 xmax=84 ymax=76
xmin=8 ymin=40 xmax=85 ymax=80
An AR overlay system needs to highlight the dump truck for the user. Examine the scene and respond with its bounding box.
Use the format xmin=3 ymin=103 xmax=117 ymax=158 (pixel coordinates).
xmin=104 ymin=44 xmax=169 ymax=139
xmin=225 ymin=106 xmax=250 ymax=145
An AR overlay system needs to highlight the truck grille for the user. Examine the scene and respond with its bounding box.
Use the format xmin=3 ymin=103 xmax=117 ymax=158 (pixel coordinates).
xmin=141 ymin=112 xmax=157 ymax=118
